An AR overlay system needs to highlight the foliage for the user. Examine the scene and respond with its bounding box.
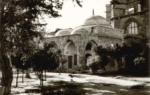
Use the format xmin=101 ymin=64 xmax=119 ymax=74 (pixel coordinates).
xmin=1 ymin=0 xmax=82 ymax=54
xmin=1 ymin=0 xmax=64 ymax=54
xmin=31 ymin=49 xmax=59 ymax=71
xmin=114 ymin=43 xmax=123 ymax=59
xmin=11 ymin=51 xmax=32 ymax=70
xmin=93 ymin=45 xmax=111 ymax=66
xmin=0 ymin=0 xmax=82 ymax=94
xmin=89 ymin=62 xmax=100 ymax=74
xmin=122 ymin=36 xmax=146 ymax=71
xmin=134 ymin=57 xmax=145 ymax=66
xmin=89 ymin=45 xmax=117 ymax=74
xmin=22 ymin=57 xmax=33 ymax=70
xmin=11 ymin=52 xmax=23 ymax=69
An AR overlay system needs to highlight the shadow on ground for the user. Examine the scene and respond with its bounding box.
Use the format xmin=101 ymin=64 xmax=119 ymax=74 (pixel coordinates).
xmin=25 ymin=80 xmax=150 ymax=95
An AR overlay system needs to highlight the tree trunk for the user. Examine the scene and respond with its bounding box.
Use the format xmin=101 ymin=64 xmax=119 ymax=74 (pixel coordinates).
xmin=16 ymin=68 xmax=19 ymax=87
xmin=39 ymin=70 xmax=43 ymax=88
xmin=25 ymin=69 xmax=31 ymax=78
xmin=1 ymin=54 xmax=13 ymax=95
xmin=45 ymin=70 xmax=46 ymax=81
xmin=41 ymin=70 xmax=43 ymax=87
xmin=0 ymin=1 xmax=13 ymax=95
xmin=22 ymin=69 xmax=24 ymax=83
xmin=40 ymin=71 xmax=41 ymax=87
xmin=0 ymin=6 xmax=13 ymax=93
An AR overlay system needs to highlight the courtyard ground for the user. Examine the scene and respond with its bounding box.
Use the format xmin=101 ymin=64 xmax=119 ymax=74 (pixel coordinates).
xmin=11 ymin=72 xmax=150 ymax=95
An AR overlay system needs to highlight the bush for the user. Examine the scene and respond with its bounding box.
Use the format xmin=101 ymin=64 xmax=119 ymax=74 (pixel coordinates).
xmin=89 ymin=62 xmax=100 ymax=74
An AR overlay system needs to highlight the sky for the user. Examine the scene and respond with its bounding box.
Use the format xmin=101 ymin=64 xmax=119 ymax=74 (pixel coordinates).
xmin=44 ymin=0 xmax=111 ymax=32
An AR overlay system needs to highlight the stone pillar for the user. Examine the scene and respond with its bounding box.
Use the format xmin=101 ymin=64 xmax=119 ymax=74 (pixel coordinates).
xmin=76 ymin=46 xmax=80 ymax=66
xmin=78 ymin=45 xmax=85 ymax=68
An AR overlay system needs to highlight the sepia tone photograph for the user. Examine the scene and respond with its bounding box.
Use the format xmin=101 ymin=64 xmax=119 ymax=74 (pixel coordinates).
xmin=0 ymin=0 xmax=149 ymax=95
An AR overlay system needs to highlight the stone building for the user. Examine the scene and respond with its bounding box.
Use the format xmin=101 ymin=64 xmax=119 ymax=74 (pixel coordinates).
xmin=106 ymin=0 xmax=149 ymax=38
xmin=44 ymin=15 xmax=123 ymax=71
xmin=106 ymin=0 xmax=149 ymax=71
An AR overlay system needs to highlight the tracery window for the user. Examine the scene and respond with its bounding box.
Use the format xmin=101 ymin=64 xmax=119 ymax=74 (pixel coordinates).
xmin=126 ymin=22 xmax=138 ymax=34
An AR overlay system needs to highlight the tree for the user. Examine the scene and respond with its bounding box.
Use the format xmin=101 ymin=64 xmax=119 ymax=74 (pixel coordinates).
xmin=114 ymin=43 xmax=124 ymax=71
xmin=11 ymin=52 xmax=23 ymax=87
xmin=86 ymin=45 xmax=112 ymax=74
xmin=11 ymin=52 xmax=33 ymax=87
xmin=122 ymin=36 xmax=147 ymax=73
xmin=31 ymin=44 xmax=60 ymax=87
xmin=56 ymin=49 xmax=67 ymax=74
xmin=31 ymin=49 xmax=47 ymax=87
xmin=93 ymin=45 xmax=111 ymax=71
xmin=0 ymin=0 xmax=82 ymax=94
xmin=0 ymin=1 xmax=13 ymax=95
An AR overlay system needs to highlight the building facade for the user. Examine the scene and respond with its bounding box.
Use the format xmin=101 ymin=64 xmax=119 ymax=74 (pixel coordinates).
xmin=106 ymin=0 xmax=149 ymax=36
xmin=44 ymin=15 xmax=123 ymax=71
xmin=106 ymin=0 xmax=149 ymax=71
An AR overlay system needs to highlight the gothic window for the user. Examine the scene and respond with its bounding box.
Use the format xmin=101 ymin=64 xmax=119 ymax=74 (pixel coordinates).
xmin=126 ymin=22 xmax=138 ymax=34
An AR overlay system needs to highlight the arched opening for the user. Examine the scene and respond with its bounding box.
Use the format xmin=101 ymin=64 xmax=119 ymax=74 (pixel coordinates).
xmin=85 ymin=40 xmax=97 ymax=54
xmin=85 ymin=40 xmax=97 ymax=66
xmin=64 ymin=40 xmax=77 ymax=69
xmin=85 ymin=43 xmax=92 ymax=50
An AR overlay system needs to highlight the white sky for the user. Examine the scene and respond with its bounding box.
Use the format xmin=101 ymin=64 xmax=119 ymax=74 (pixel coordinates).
xmin=45 ymin=0 xmax=111 ymax=32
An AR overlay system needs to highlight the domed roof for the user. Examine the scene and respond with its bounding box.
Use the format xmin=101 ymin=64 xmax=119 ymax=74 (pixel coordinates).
xmin=55 ymin=29 xmax=72 ymax=36
xmin=83 ymin=15 xmax=112 ymax=28
xmin=71 ymin=27 xmax=89 ymax=35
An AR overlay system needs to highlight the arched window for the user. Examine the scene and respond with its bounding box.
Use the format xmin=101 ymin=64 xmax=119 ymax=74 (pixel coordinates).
xmin=126 ymin=22 xmax=138 ymax=34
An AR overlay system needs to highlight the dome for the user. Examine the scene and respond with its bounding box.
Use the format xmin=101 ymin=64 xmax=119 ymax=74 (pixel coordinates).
xmin=55 ymin=29 xmax=72 ymax=36
xmin=83 ymin=15 xmax=112 ymax=28
xmin=71 ymin=27 xmax=89 ymax=35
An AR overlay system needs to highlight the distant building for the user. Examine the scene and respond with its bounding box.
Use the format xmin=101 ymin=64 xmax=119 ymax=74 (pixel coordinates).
xmin=44 ymin=15 xmax=123 ymax=71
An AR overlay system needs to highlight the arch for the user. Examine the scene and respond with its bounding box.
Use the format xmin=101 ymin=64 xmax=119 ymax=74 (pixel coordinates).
xmin=123 ymin=18 xmax=141 ymax=34
xmin=64 ymin=40 xmax=77 ymax=69
xmin=84 ymin=40 xmax=97 ymax=67
xmin=85 ymin=40 xmax=97 ymax=51
xmin=64 ymin=39 xmax=77 ymax=50
xmin=64 ymin=41 xmax=77 ymax=55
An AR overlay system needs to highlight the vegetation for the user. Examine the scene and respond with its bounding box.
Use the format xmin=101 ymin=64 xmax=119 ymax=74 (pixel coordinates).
xmin=86 ymin=37 xmax=147 ymax=75
xmin=88 ymin=45 xmax=111 ymax=74
xmin=0 ymin=0 xmax=82 ymax=94
xmin=11 ymin=52 xmax=23 ymax=87
xmin=122 ymin=36 xmax=147 ymax=74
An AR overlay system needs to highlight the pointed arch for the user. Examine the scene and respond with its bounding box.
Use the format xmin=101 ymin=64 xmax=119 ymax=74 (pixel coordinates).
xmin=85 ymin=40 xmax=97 ymax=51
xmin=64 ymin=39 xmax=77 ymax=69
xmin=85 ymin=40 xmax=97 ymax=66
xmin=123 ymin=18 xmax=141 ymax=34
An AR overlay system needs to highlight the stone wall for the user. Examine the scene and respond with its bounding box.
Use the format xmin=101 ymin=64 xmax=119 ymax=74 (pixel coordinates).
xmin=44 ymin=33 xmax=122 ymax=70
